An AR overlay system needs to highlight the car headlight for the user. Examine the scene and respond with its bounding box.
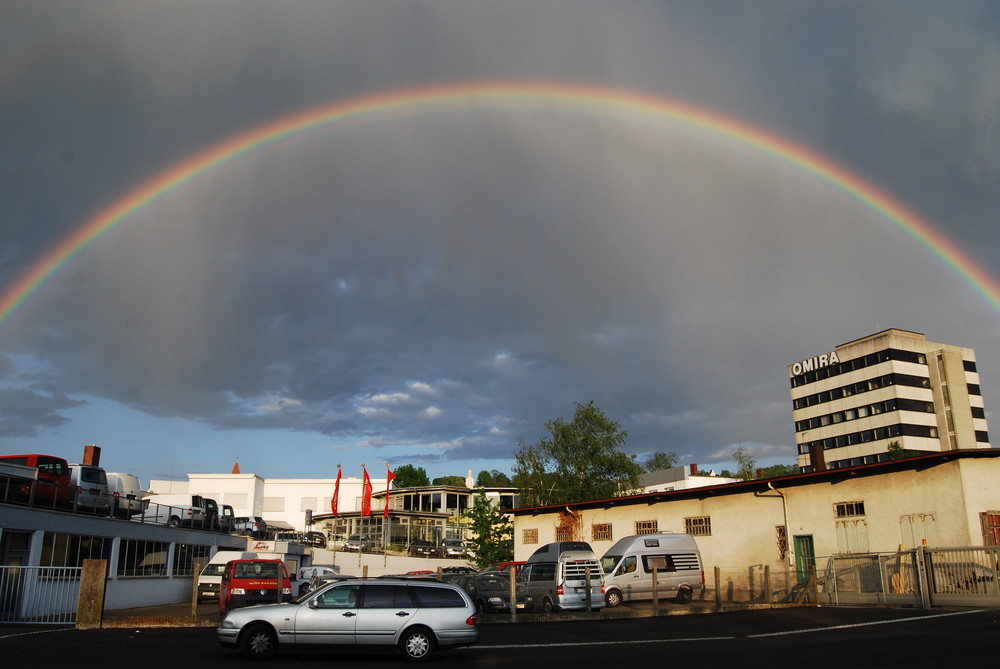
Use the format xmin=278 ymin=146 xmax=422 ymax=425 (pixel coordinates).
xmin=232 ymin=588 xmax=246 ymax=595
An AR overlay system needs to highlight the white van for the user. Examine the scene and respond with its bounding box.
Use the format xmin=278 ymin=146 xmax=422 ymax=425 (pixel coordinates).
xmin=106 ymin=472 xmax=143 ymax=518
xmin=600 ymin=533 xmax=704 ymax=606
xmin=197 ymin=550 xmax=258 ymax=603
xmin=68 ymin=463 xmax=111 ymax=513
xmin=134 ymin=493 xmax=207 ymax=527
xmin=517 ymin=541 xmax=605 ymax=613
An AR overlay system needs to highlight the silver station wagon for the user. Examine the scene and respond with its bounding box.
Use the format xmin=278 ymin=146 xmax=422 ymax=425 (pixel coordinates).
xmin=217 ymin=578 xmax=479 ymax=661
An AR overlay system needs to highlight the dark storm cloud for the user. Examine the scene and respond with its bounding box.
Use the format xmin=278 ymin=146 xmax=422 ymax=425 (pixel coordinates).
xmin=3 ymin=1 xmax=1000 ymax=479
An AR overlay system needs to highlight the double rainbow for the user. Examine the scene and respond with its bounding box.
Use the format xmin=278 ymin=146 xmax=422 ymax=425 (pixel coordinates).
xmin=3 ymin=80 xmax=998 ymax=330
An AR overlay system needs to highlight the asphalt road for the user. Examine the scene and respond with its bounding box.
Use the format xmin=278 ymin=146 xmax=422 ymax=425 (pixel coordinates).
xmin=2 ymin=607 xmax=997 ymax=667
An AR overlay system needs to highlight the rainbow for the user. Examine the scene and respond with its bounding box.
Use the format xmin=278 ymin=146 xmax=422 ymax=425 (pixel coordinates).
xmin=3 ymin=79 xmax=1000 ymax=330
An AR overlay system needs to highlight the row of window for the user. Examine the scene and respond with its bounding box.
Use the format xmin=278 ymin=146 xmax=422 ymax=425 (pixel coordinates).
xmin=526 ymin=517 xmax=714 ymax=545
xmin=797 ymin=423 xmax=939 ymax=454
xmin=793 ymin=373 xmax=932 ymax=410
xmin=790 ymin=348 xmax=930 ymax=388
xmin=794 ymin=397 xmax=933 ymax=433
xmin=38 ymin=532 xmax=212 ymax=579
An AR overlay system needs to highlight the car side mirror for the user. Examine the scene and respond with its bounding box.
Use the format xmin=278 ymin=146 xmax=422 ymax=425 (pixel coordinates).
xmin=308 ymin=599 xmax=319 ymax=609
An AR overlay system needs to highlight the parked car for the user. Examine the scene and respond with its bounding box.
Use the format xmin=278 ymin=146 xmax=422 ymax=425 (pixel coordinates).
xmin=441 ymin=538 xmax=467 ymax=558
xmin=68 ymin=463 xmax=111 ymax=514
xmin=105 ymin=472 xmax=143 ymax=518
xmin=218 ymin=504 xmax=236 ymax=534
xmin=297 ymin=568 xmax=355 ymax=595
xmin=217 ymin=578 xmax=479 ymax=661
xmin=342 ymin=534 xmax=371 ymax=552
xmin=232 ymin=516 xmax=268 ymax=538
xmin=0 ymin=454 xmax=74 ymax=507
xmin=198 ymin=551 xmax=258 ymax=604
xmin=468 ymin=571 xmax=516 ymax=614
xmin=134 ymin=493 xmax=207 ymax=527
xmin=600 ymin=533 xmax=705 ymax=606
xmin=305 ymin=531 xmax=327 ymax=548
xmin=219 ymin=559 xmax=292 ymax=614
xmin=408 ymin=539 xmax=440 ymax=557
xmin=517 ymin=541 xmax=605 ymax=612
xmin=479 ymin=561 xmax=525 ymax=575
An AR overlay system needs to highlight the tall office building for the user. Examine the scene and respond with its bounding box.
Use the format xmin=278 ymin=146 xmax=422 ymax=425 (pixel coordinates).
xmin=789 ymin=329 xmax=991 ymax=472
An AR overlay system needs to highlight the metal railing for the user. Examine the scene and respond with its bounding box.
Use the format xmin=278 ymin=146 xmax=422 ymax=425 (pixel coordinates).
xmin=0 ymin=566 xmax=81 ymax=624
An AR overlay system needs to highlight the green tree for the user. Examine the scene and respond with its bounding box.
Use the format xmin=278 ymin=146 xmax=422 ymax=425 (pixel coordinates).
xmin=887 ymin=440 xmax=906 ymax=460
xmin=476 ymin=469 xmax=513 ymax=487
xmin=513 ymin=401 xmax=643 ymax=506
xmin=464 ymin=490 xmax=513 ymax=569
xmin=432 ymin=475 xmax=467 ymax=487
xmin=732 ymin=445 xmax=758 ymax=480
xmin=760 ymin=463 xmax=800 ymax=477
xmin=643 ymin=451 xmax=679 ymax=472
xmin=392 ymin=464 xmax=430 ymax=488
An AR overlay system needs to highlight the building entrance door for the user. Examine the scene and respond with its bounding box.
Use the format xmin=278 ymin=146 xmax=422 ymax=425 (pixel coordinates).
xmin=793 ymin=534 xmax=815 ymax=584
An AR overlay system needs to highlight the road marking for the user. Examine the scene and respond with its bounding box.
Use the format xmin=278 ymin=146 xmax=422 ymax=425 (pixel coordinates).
xmin=0 ymin=627 xmax=75 ymax=640
xmin=475 ymin=609 xmax=989 ymax=649
xmin=747 ymin=608 xmax=986 ymax=638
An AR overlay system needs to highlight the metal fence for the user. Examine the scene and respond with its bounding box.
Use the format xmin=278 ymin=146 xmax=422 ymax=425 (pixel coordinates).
xmin=0 ymin=566 xmax=81 ymax=624
xmin=812 ymin=545 xmax=1000 ymax=608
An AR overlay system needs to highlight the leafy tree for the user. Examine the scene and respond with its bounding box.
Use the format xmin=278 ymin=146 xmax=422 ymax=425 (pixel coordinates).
xmin=759 ymin=463 xmax=800 ymax=477
xmin=643 ymin=451 xmax=679 ymax=472
xmin=887 ymin=440 xmax=906 ymax=460
xmin=432 ymin=475 xmax=467 ymax=487
xmin=464 ymin=490 xmax=513 ymax=569
xmin=476 ymin=469 xmax=513 ymax=487
xmin=513 ymin=401 xmax=643 ymax=506
xmin=732 ymin=445 xmax=758 ymax=480
xmin=392 ymin=464 xmax=430 ymax=488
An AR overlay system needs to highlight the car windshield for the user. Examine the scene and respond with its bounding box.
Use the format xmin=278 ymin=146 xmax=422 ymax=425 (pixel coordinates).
xmin=203 ymin=563 xmax=228 ymax=576
xmin=600 ymin=555 xmax=620 ymax=574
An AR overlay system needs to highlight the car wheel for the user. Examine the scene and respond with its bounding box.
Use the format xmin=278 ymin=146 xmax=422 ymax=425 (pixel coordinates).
xmin=675 ymin=586 xmax=693 ymax=605
xmin=605 ymin=589 xmax=622 ymax=608
xmin=542 ymin=597 xmax=554 ymax=613
xmin=399 ymin=626 xmax=435 ymax=662
xmin=168 ymin=516 xmax=180 ymax=528
xmin=240 ymin=623 xmax=278 ymax=660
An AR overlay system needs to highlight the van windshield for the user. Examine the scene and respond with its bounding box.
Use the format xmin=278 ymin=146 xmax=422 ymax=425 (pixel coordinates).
xmin=600 ymin=555 xmax=620 ymax=574
xmin=202 ymin=563 xmax=228 ymax=576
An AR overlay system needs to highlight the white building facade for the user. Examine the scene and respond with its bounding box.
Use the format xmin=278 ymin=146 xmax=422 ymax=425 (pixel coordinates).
xmin=790 ymin=329 xmax=991 ymax=472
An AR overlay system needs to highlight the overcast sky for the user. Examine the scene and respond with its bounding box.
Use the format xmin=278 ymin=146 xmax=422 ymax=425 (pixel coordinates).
xmin=3 ymin=1 xmax=1000 ymax=487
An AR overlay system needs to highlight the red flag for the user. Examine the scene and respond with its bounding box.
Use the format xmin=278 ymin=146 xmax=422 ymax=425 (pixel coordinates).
xmin=331 ymin=466 xmax=341 ymax=517
xmin=361 ymin=466 xmax=372 ymax=516
xmin=383 ymin=468 xmax=395 ymax=518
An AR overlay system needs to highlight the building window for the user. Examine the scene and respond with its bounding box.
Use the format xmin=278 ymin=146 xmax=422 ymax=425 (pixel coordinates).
xmin=776 ymin=526 xmax=787 ymax=560
xmin=634 ymin=520 xmax=659 ymax=535
xmin=592 ymin=524 xmax=613 ymax=542
xmin=173 ymin=544 xmax=212 ymax=576
xmin=263 ymin=496 xmax=285 ymax=512
xmin=834 ymin=501 xmax=866 ymax=518
xmin=117 ymin=539 xmax=169 ymax=577
xmin=522 ymin=528 xmax=539 ymax=545
xmin=684 ymin=516 xmax=712 ymax=536
xmin=554 ymin=526 xmax=575 ymax=541
xmin=40 ymin=532 xmax=111 ymax=570
xmin=981 ymin=512 xmax=1000 ymax=546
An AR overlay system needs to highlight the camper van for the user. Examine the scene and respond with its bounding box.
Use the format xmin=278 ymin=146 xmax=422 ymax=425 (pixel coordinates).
xmin=600 ymin=533 xmax=705 ymax=606
xmin=517 ymin=541 xmax=605 ymax=613
xmin=197 ymin=551 xmax=258 ymax=603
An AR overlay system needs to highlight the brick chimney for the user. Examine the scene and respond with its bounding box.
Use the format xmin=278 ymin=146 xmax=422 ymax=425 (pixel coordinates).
xmin=82 ymin=444 xmax=101 ymax=467
xmin=689 ymin=463 xmax=699 ymax=477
